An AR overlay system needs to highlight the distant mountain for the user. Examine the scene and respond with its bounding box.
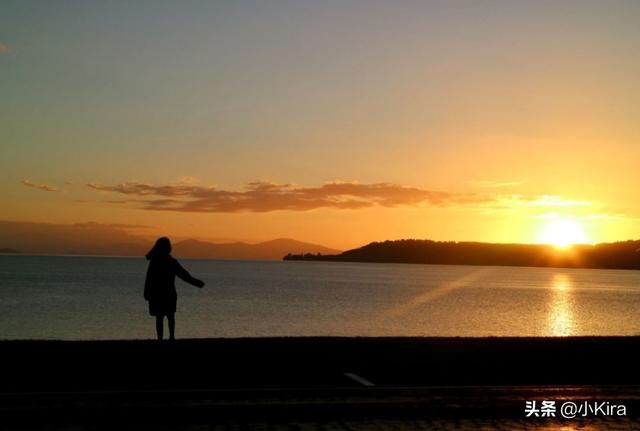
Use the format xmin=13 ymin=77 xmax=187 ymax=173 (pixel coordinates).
xmin=0 ymin=247 xmax=21 ymax=254
xmin=284 ymin=239 xmax=640 ymax=270
xmin=0 ymin=221 xmax=339 ymax=260
xmin=0 ymin=221 xmax=151 ymax=256
xmin=173 ymin=238 xmax=340 ymax=260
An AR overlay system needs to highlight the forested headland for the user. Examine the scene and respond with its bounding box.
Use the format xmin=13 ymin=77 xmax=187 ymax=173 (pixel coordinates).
xmin=284 ymin=239 xmax=640 ymax=270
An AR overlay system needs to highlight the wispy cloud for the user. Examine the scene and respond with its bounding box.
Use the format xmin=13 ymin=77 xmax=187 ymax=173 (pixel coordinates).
xmin=507 ymin=194 xmax=592 ymax=208
xmin=524 ymin=195 xmax=592 ymax=207
xmin=22 ymin=179 xmax=60 ymax=192
xmin=175 ymin=176 xmax=200 ymax=186
xmin=84 ymin=178 xmax=602 ymax=216
xmin=72 ymin=222 xmax=154 ymax=230
xmin=0 ymin=43 xmax=8 ymax=54
xmin=534 ymin=212 xmax=629 ymax=221
xmin=86 ymin=180 xmax=491 ymax=213
xmin=471 ymin=180 xmax=522 ymax=188
xmin=482 ymin=194 xmax=594 ymax=211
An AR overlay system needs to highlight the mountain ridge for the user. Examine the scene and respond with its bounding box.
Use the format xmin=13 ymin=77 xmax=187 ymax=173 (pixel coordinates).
xmin=172 ymin=237 xmax=340 ymax=260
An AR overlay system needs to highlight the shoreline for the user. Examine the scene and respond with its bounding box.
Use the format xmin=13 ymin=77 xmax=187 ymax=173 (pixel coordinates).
xmin=3 ymin=333 xmax=640 ymax=341
xmin=3 ymin=252 xmax=640 ymax=271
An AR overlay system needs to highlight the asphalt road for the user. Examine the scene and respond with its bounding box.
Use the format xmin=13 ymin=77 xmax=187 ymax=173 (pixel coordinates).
xmin=2 ymin=337 xmax=639 ymax=429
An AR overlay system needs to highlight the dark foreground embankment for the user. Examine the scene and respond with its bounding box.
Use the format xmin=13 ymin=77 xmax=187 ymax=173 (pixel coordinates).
xmin=1 ymin=337 xmax=640 ymax=429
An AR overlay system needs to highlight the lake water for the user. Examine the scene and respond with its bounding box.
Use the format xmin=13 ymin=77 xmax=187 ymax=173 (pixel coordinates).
xmin=1 ymin=255 xmax=640 ymax=340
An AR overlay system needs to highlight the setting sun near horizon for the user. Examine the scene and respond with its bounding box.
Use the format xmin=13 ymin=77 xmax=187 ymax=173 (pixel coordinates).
xmin=538 ymin=219 xmax=590 ymax=248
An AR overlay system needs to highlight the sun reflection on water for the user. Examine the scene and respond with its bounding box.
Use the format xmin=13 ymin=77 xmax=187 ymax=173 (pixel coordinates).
xmin=547 ymin=273 xmax=576 ymax=336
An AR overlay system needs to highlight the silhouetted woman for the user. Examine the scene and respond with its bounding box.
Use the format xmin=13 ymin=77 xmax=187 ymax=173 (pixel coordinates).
xmin=144 ymin=237 xmax=205 ymax=340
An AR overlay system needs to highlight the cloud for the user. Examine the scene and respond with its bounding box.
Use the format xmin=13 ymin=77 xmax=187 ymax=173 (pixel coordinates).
xmin=533 ymin=212 xmax=629 ymax=221
xmin=479 ymin=194 xmax=594 ymax=212
xmin=472 ymin=180 xmax=522 ymax=188
xmin=22 ymin=179 xmax=60 ymax=192
xmin=504 ymin=194 xmax=592 ymax=208
xmin=0 ymin=43 xmax=8 ymax=54
xmin=85 ymin=178 xmax=599 ymax=215
xmin=524 ymin=195 xmax=592 ymax=207
xmin=72 ymin=222 xmax=153 ymax=230
xmin=86 ymin=180 xmax=491 ymax=213
xmin=175 ymin=176 xmax=200 ymax=186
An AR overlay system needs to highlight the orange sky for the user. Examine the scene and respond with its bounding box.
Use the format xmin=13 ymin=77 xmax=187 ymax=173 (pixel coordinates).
xmin=2 ymin=2 xmax=639 ymax=250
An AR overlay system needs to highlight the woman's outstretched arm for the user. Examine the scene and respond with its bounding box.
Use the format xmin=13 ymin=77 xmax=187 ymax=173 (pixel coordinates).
xmin=174 ymin=259 xmax=205 ymax=288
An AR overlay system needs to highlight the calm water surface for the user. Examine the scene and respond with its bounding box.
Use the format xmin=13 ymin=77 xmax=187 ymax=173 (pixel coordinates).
xmin=1 ymin=255 xmax=639 ymax=339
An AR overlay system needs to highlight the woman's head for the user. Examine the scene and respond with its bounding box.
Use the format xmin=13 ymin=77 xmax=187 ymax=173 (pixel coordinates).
xmin=146 ymin=237 xmax=172 ymax=260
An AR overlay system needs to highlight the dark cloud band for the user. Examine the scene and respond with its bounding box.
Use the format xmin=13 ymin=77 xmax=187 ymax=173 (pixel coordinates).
xmin=86 ymin=180 xmax=489 ymax=213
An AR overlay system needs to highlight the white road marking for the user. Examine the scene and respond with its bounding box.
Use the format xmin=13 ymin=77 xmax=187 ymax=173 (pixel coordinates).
xmin=344 ymin=372 xmax=375 ymax=387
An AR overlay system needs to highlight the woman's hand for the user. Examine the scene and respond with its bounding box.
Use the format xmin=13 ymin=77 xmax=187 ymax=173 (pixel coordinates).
xmin=194 ymin=279 xmax=205 ymax=288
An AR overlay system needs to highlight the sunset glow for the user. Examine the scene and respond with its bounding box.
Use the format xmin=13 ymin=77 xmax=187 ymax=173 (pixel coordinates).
xmin=1 ymin=2 xmax=639 ymax=251
xmin=538 ymin=219 xmax=589 ymax=248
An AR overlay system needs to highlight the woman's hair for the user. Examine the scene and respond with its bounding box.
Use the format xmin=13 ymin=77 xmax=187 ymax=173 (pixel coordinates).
xmin=146 ymin=237 xmax=172 ymax=260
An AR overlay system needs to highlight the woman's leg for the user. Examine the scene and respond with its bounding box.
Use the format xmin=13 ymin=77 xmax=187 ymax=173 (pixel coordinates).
xmin=155 ymin=315 xmax=164 ymax=340
xmin=168 ymin=313 xmax=175 ymax=340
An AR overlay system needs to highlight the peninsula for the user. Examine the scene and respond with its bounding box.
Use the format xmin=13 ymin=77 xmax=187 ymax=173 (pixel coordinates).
xmin=284 ymin=239 xmax=640 ymax=270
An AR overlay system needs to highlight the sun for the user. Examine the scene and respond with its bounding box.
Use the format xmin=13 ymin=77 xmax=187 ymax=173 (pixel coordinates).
xmin=538 ymin=219 xmax=589 ymax=248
